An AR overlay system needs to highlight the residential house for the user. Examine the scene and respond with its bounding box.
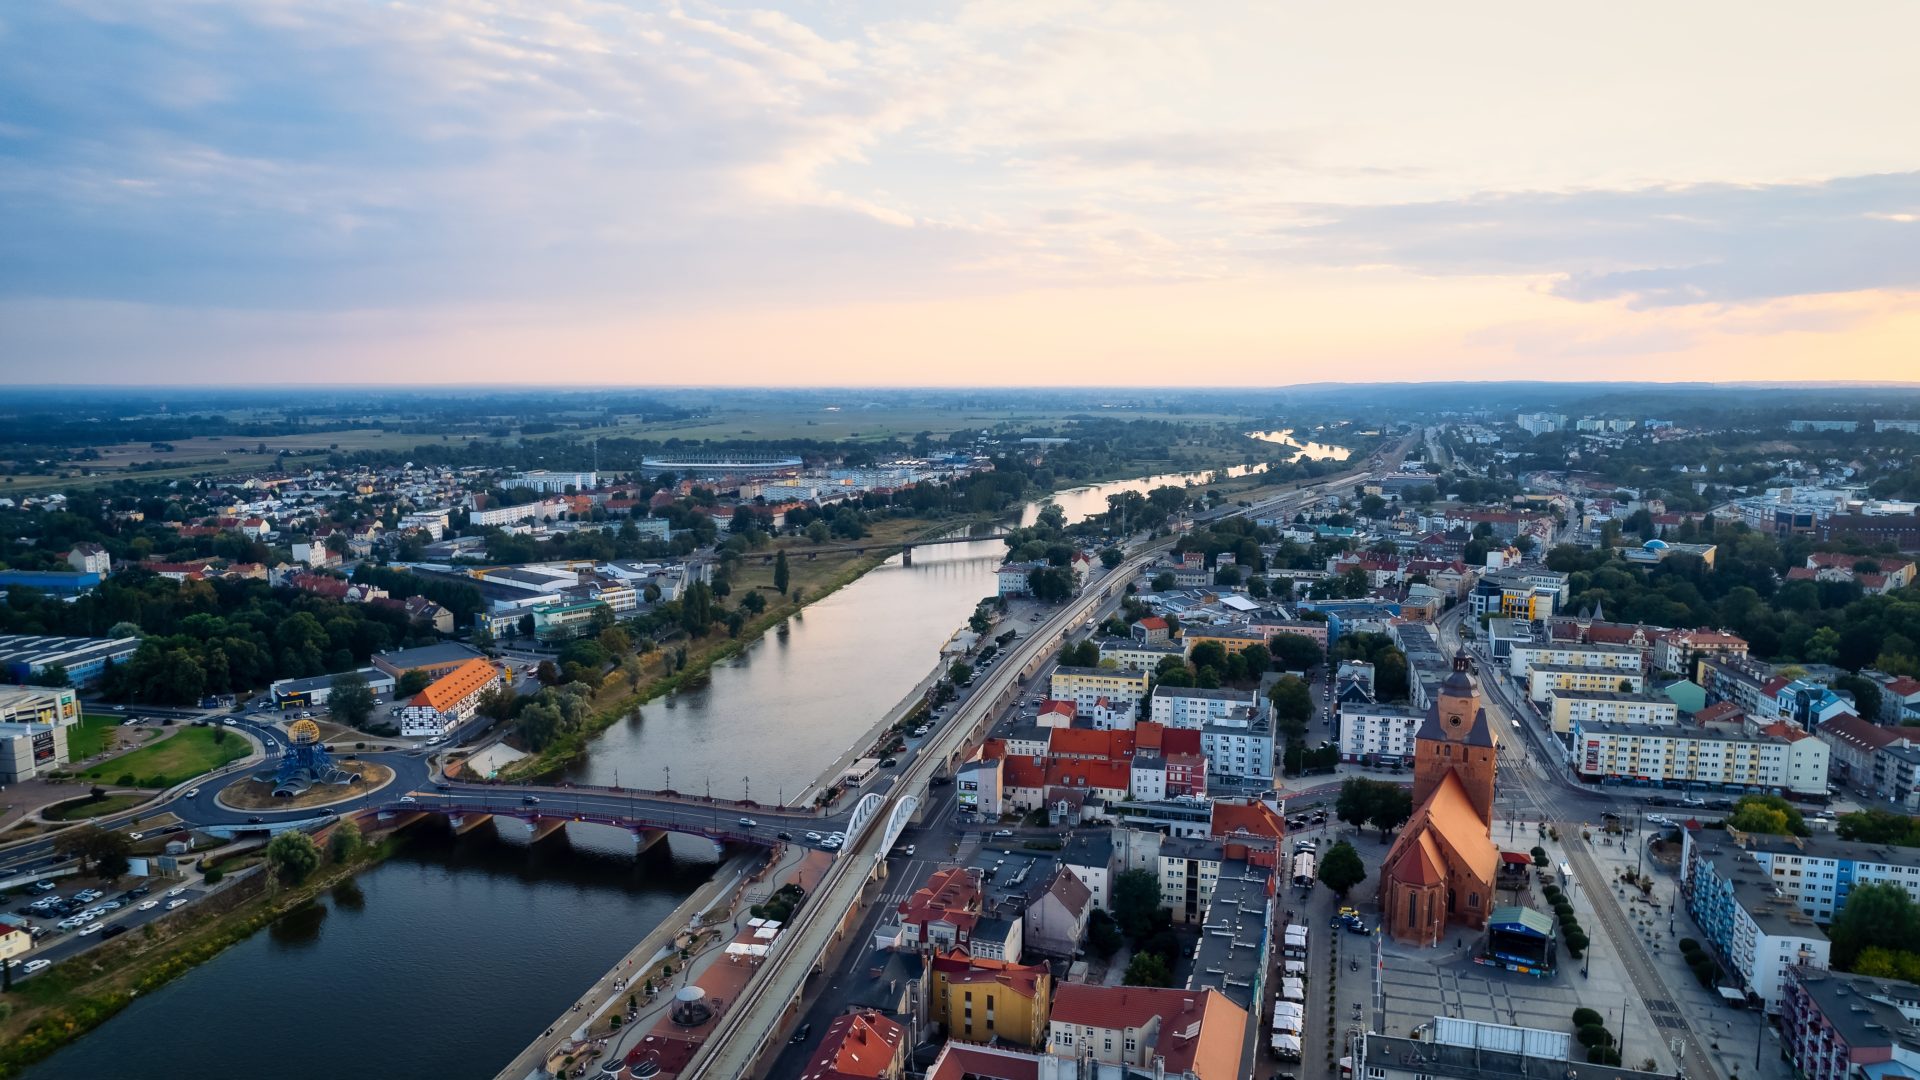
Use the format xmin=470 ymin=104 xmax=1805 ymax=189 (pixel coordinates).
xmin=896 ymin=867 xmax=986 ymax=953
xmin=1781 ymin=968 xmax=1920 ymax=1080
xmin=1023 ymin=867 xmax=1093 ymax=958
xmin=798 ymin=1009 xmax=907 ymax=1080
xmin=926 ymin=951 xmax=1052 ymax=1049
xmin=1046 ymin=984 xmax=1248 ymax=1080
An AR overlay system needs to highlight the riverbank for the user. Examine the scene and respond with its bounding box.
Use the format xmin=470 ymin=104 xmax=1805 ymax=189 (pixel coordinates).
xmin=0 ymin=826 xmax=398 ymax=1078
xmin=494 ymin=513 xmax=991 ymax=784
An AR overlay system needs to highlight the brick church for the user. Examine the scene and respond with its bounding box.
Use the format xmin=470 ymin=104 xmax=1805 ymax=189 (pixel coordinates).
xmin=1378 ymin=651 xmax=1500 ymax=944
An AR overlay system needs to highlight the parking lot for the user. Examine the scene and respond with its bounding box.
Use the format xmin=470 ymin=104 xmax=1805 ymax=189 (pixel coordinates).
xmin=8 ymin=881 xmax=210 ymax=981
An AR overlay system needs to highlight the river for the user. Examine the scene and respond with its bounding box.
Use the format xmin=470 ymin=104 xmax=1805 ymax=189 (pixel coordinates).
xmin=1247 ymin=428 xmax=1353 ymax=462
xmin=24 ymin=823 xmax=720 ymax=1080
xmin=27 ymin=473 xmax=1290 ymax=1076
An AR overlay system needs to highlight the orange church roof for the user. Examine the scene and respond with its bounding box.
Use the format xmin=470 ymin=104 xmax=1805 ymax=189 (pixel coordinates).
xmin=1383 ymin=770 xmax=1497 ymax=890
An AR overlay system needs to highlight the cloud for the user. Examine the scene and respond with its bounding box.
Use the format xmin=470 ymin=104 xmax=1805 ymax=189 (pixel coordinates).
xmin=1274 ymin=173 xmax=1920 ymax=307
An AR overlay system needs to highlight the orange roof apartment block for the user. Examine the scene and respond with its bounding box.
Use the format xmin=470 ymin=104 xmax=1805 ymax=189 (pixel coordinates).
xmin=1047 ymin=984 xmax=1248 ymax=1080
xmin=397 ymin=657 xmax=501 ymax=738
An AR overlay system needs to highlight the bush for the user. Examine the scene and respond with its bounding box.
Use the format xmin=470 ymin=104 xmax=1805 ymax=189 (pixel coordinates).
xmin=1588 ymin=1046 xmax=1622 ymax=1065
xmin=1573 ymin=1008 xmax=1604 ymax=1029
xmin=1565 ymin=931 xmax=1590 ymax=952
xmin=1679 ymin=938 xmax=1702 ymax=955
xmin=1543 ymin=885 xmax=1563 ymax=901
xmin=117 ymin=773 xmax=136 ymax=786
xmin=1577 ymin=1024 xmax=1613 ymax=1048
xmin=202 ymin=865 xmax=224 ymax=884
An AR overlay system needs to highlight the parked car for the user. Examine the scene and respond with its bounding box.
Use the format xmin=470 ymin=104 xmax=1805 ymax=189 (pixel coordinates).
xmin=805 ymin=831 xmax=822 ymax=842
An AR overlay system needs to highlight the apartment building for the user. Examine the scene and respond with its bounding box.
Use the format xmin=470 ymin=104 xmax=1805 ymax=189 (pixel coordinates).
xmin=1050 ymin=666 xmax=1150 ymax=716
xmin=1681 ymin=830 xmax=1832 ymax=1011
xmin=1738 ymin=831 xmax=1920 ymax=921
xmin=1338 ymin=702 xmax=1424 ymax=764
xmin=1158 ymin=835 xmax=1226 ymax=924
xmin=1652 ymin=629 xmax=1751 ymax=679
xmin=1180 ymin=627 xmax=1272 ymax=658
xmin=1547 ymin=690 xmax=1678 ymax=736
xmin=1096 ymin=636 xmax=1184 ymax=673
xmin=1781 ymin=968 xmax=1920 ymax=1080
xmin=1200 ymin=712 xmax=1274 ymax=781
xmin=1046 ymin=984 xmax=1248 ymax=1080
xmin=1570 ymin=719 xmax=1830 ymax=795
xmin=395 ymin=657 xmax=501 ymax=738
xmin=926 ymin=951 xmax=1052 ymax=1049
xmin=1508 ymin=641 xmax=1644 ymax=681
xmin=1150 ymin=685 xmax=1256 ymax=728
xmin=1528 ymin=663 xmax=1646 ymax=703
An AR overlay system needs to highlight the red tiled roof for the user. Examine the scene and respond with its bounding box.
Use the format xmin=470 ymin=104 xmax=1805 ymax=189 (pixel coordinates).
xmin=799 ymin=1010 xmax=904 ymax=1080
xmin=1047 ymin=985 xmax=1247 ymax=1080
xmin=926 ymin=1044 xmax=1041 ymax=1080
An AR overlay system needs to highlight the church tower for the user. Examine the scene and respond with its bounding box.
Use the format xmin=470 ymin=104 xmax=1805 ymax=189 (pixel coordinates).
xmin=1411 ymin=651 xmax=1498 ymax=827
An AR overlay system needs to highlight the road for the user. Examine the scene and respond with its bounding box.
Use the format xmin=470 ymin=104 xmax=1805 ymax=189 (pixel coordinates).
xmin=1435 ymin=606 xmax=1724 ymax=1080
xmin=686 ymin=461 xmax=1376 ymax=1078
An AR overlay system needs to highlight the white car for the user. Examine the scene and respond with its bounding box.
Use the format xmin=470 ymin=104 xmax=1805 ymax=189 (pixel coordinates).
xmin=137 ymin=900 xmax=159 ymax=911
xmin=80 ymin=922 xmax=104 ymax=936
xmin=129 ymin=831 xmax=145 ymax=841
xmin=166 ymin=899 xmax=188 ymax=910
xmin=805 ymin=831 xmax=822 ymax=841
xmin=24 ymin=959 xmax=50 ymax=974
xmin=184 ymin=788 xmax=201 ymax=798
xmin=738 ymin=817 xmax=757 ymax=827
xmin=99 ymin=900 xmax=123 ymax=911
xmin=167 ymin=886 xmax=187 ymax=898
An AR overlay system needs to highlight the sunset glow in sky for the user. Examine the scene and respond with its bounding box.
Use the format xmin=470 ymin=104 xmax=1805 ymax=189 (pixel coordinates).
xmin=3 ymin=2 xmax=1918 ymax=385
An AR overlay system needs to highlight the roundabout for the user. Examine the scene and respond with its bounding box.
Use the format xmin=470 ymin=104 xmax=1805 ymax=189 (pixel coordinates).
xmin=216 ymin=760 xmax=396 ymax=811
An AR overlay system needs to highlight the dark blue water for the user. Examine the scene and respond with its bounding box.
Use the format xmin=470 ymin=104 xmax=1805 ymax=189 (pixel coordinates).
xmin=23 ymin=822 xmax=715 ymax=1080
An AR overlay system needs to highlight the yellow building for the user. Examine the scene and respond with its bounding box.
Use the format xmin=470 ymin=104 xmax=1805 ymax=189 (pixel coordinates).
xmin=1050 ymin=666 xmax=1150 ymax=713
xmin=927 ymin=950 xmax=1053 ymax=1048
xmin=1180 ymin=628 xmax=1271 ymax=658
xmin=0 ymin=924 xmax=31 ymax=965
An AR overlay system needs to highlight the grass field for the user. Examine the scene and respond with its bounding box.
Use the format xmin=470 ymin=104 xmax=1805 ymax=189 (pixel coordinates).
xmin=66 ymin=715 xmax=123 ymax=759
xmin=81 ymin=726 xmax=248 ymax=787
xmin=43 ymin=791 xmax=149 ymax=821
xmin=6 ymin=428 xmax=462 ymax=493
xmin=569 ymin=405 xmax=1257 ymax=444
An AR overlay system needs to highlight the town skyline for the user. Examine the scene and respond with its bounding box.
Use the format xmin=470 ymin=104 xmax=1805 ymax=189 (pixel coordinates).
xmin=4 ymin=2 xmax=1917 ymax=385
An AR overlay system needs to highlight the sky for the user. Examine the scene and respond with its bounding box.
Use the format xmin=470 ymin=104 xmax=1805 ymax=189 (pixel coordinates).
xmin=2 ymin=1 xmax=1918 ymax=387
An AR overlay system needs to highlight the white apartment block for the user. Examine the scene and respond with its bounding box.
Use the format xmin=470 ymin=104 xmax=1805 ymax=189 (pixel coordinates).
xmin=1149 ymin=685 xmax=1256 ymax=728
xmin=1527 ymin=663 xmax=1646 ymax=704
xmin=1570 ymin=720 xmax=1830 ymax=795
xmin=1339 ymin=703 xmax=1423 ymax=763
xmin=1547 ymin=690 xmax=1677 ymax=735
xmin=1096 ymin=638 xmax=1184 ymax=673
xmin=513 ymin=470 xmax=598 ymax=492
xmin=1508 ymin=641 xmax=1643 ymax=681
xmin=1742 ymin=832 xmax=1920 ymax=922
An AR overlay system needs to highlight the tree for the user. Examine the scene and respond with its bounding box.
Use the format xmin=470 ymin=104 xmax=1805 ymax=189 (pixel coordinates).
xmin=1269 ymin=633 xmax=1323 ymax=672
xmin=1336 ymin=778 xmax=1377 ymax=830
xmin=1028 ymin=566 xmax=1075 ymax=602
xmin=773 ymin=549 xmax=791 ymax=595
xmin=1112 ymin=868 xmax=1163 ymax=941
xmin=30 ymin=662 xmax=71 ymax=688
xmin=948 ymin=662 xmax=973 ymax=685
xmin=395 ymin=669 xmax=432 ymax=698
xmin=472 ymin=622 xmax=496 ymax=654
xmin=1123 ymin=952 xmax=1172 ymax=987
xmin=1100 ymin=547 xmax=1124 ymax=569
xmin=1830 ymin=883 xmax=1920 ymax=967
xmin=1369 ymin=785 xmax=1414 ymax=837
xmin=535 ymin=659 xmax=560 ymax=686
xmin=1728 ymin=794 xmax=1806 ymax=837
xmin=328 ymin=818 xmax=364 ymax=862
xmin=1151 ymin=572 xmax=1175 ymax=592
xmin=328 ymin=671 xmax=377 ymax=731
xmin=57 ymin=825 xmax=132 ymax=880
xmin=266 ymin=831 xmax=322 ymax=886
xmin=1318 ymin=840 xmax=1367 ymax=896
xmin=1268 ymin=675 xmax=1313 ymax=728
xmin=1835 ymin=673 xmax=1883 ymax=721
xmin=1086 ymin=909 xmax=1123 ymax=959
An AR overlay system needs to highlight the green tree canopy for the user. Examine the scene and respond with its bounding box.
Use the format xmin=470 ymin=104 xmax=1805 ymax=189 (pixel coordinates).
xmin=1112 ymin=868 xmax=1163 ymax=941
xmin=1318 ymin=840 xmax=1367 ymax=896
xmin=267 ymin=831 xmax=322 ymax=886
xmin=328 ymin=670 xmax=376 ymax=731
